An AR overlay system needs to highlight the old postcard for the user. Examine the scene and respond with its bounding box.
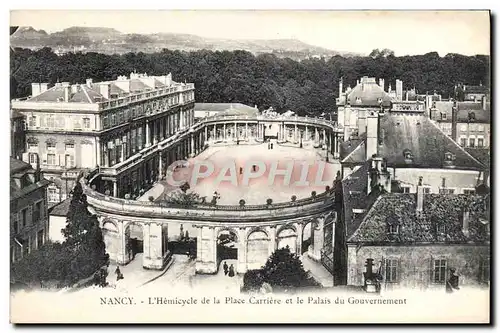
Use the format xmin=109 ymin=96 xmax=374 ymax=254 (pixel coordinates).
xmin=9 ymin=10 xmax=491 ymax=324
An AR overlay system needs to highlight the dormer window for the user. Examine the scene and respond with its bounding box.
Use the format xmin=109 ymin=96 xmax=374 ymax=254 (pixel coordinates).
xmin=377 ymin=98 xmax=383 ymax=104
xmin=356 ymin=97 xmax=362 ymax=104
xmin=388 ymin=224 xmax=399 ymax=234
xmin=468 ymin=112 xmax=476 ymax=122
xmin=444 ymin=152 xmax=455 ymax=161
xmin=436 ymin=224 xmax=446 ymax=234
xmin=403 ymin=149 xmax=413 ymax=163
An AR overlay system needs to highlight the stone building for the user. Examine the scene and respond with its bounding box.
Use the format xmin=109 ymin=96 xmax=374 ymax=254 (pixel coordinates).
xmin=431 ymin=99 xmax=491 ymax=149
xmin=11 ymin=72 xmax=195 ymax=203
xmin=11 ymin=109 xmax=25 ymax=159
xmin=10 ymin=158 xmax=50 ymax=263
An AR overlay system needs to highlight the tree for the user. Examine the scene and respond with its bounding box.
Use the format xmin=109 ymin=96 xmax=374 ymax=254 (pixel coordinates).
xmin=61 ymin=181 xmax=109 ymax=283
xmin=259 ymin=247 xmax=319 ymax=290
xmin=163 ymin=189 xmax=204 ymax=207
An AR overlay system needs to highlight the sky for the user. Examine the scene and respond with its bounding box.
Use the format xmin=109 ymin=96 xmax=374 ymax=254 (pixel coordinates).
xmin=10 ymin=10 xmax=490 ymax=56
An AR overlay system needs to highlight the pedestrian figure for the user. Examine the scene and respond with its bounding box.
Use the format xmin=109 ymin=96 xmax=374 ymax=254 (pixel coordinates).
xmin=228 ymin=264 xmax=235 ymax=277
xmin=252 ymin=165 xmax=256 ymax=172
xmin=223 ymin=262 xmax=229 ymax=276
xmin=115 ymin=266 xmax=124 ymax=281
xmin=271 ymin=143 xmax=274 ymax=149
xmin=446 ymin=268 xmax=460 ymax=293
xmin=239 ymin=167 xmax=243 ymax=175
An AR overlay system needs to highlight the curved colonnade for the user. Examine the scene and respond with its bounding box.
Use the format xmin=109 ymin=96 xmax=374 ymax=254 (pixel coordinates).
xmin=85 ymin=114 xmax=342 ymax=274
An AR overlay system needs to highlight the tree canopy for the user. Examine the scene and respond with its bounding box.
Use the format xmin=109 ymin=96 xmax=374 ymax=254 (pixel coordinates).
xmin=11 ymin=48 xmax=489 ymax=116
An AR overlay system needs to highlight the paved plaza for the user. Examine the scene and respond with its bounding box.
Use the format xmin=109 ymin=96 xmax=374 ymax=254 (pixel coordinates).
xmin=161 ymin=142 xmax=341 ymax=205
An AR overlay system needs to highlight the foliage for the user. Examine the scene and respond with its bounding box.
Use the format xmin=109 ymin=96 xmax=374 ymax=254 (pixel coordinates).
xmin=12 ymin=182 xmax=109 ymax=288
xmin=10 ymin=48 xmax=489 ymax=116
xmin=291 ymin=195 xmax=297 ymax=202
xmin=239 ymin=199 xmax=245 ymax=207
xmin=266 ymin=198 xmax=273 ymax=205
xmin=258 ymin=247 xmax=319 ymax=290
xmin=148 ymin=196 xmax=154 ymax=202
xmin=179 ymin=182 xmax=190 ymax=193
xmin=163 ymin=189 xmax=204 ymax=207
xmin=311 ymin=191 xmax=317 ymax=198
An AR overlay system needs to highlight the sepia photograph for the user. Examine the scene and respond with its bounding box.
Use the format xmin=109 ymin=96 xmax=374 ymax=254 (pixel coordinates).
xmin=8 ymin=9 xmax=491 ymax=324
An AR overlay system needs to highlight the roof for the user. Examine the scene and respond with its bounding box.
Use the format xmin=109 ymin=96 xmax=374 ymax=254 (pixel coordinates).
xmin=341 ymin=113 xmax=484 ymax=170
xmin=28 ymin=84 xmax=106 ymax=103
xmin=463 ymin=85 xmax=489 ymax=94
xmin=345 ymin=77 xmax=393 ymax=107
xmin=194 ymin=103 xmax=259 ymax=116
xmin=465 ymin=148 xmax=490 ymax=170
xmin=348 ymin=193 xmax=490 ymax=244
xmin=456 ymin=104 xmax=490 ymax=123
xmin=339 ymin=133 xmax=365 ymax=161
xmin=48 ymin=198 xmax=72 ymax=217
xmin=10 ymin=158 xmax=31 ymax=174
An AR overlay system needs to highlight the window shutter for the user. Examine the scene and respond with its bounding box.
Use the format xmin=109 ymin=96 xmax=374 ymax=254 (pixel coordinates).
xmin=397 ymin=257 xmax=402 ymax=283
xmin=27 ymin=206 xmax=33 ymax=225
xmin=429 ymin=255 xmax=435 ymax=284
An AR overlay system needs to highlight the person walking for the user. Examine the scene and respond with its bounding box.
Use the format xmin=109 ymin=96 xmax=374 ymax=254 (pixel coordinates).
xmin=115 ymin=266 xmax=124 ymax=281
xmin=228 ymin=264 xmax=235 ymax=277
xmin=223 ymin=261 xmax=229 ymax=276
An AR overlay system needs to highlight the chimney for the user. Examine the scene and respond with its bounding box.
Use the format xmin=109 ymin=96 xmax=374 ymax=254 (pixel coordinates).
xmin=71 ymin=84 xmax=79 ymax=94
xmin=64 ymin=86 xmax=71 ymax=102
xmin=482 ymin=95 xmax=487 ymax=110
xmin=358 ymin=109 xmax=367 ymax=136
xmin=356 ymin=79 xmax=360 ymax=86
xmin=99 ymin=83 xmax=111 ymax=99
xmin=40 ymin=83 xmax=49 ymax=94
xmin=366 ymin=111 xmax=379 ymax=160
xmin=462 ymin=210 xmax=470 ymax=237
xmin=367 ymin=155 xmax=391 ymax=194
xmin=31 ymin=83 xmax=41 ymax=97
xmin=396 ymin=79 xmax=403 ymax=101
xmin=140 ymin=75 xmax=156 ymax=89
xmin=86 ymin=78 xmax=93 ymax=88
xmin=416 ymin=177 xmax=424 ymax=213
xmin=451 ymin=101 xmax=458 ymax=141
xmin=339 ymin=77 xmax=343 ymax=95
xmin=115 ymin=78 xmax=131 ymax=93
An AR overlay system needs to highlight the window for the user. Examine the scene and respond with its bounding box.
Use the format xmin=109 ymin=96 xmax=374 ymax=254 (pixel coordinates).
xmin=477 ymin=124 xmax=485 ymax=132
xmin=388 ymin=224 xmax=399 ymax=234
xmin=441 ymin=113 xmax=447 ymax=120
xmin=436 ymin=224 xmax=446 ymax=234
xmin=460 ymin=124 xmax=468 ymax=132
xmin=469 ymin=138 xmax=475 ymax=148
xmin=21 ymin=209 xmax=27 ymax=227
xmin=479 ymin=258 xmax=490 ymax=283
xmin=423 ymin=187 xmax=431 ymax=194
xmin=28 ymin=116 xmax=37 ymax=127
xmin=439 ymin=188 xmax=455 ymax=194
xmin=460 ymin=138 xmax=467 ymax=147
xmin=47 ymin=154 xmax=56 ymax=165
xmin=48 ymin=187 xmax=59 ymax=202
xmin=28 ymin=142 xmax=38 ymax=151
xmin=37 ymin=230 xmax=44 ymax=249
xmin=385 ymin=259 xmax=399 ymax=283
xmin=401 ymin=186 xmax=410 ymax=193
xmin=463 ymin=189 xmax=476 ymax=195
xmin=46 ymin=117 xmax=55 ymax=128
xmin=33 ymin=201 xmax=41 ymax=222
xmin=478 ymin=138 xmax=484 ymax=147
xmin=83 ymin=118 xmax=91 ymax=129
xmin=46 ymin=142 xmax=56 ymax=150
xmin=103 ymin=116 xmax=109 ymax=128
xmin=65 ymin=143 xmax=75 ymax=150
xmin=65 ymin=154 xmax=74 ymax=167
xmin=433 ymin=259 xmax=447 ymax=284
xmin=29 ymin=153 xmax=37 ymax=164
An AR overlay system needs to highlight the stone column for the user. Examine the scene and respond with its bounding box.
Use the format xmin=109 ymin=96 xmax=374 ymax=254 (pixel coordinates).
xmin=296 ymin=223 xmax=303 ymax=255
xmin=237 ymin=228 xmax=247 ymax=274
xmin=112 ymin=180 xmax=118 ymax=197
xmin=205 ymin=126 xmax=208 ymax=142
xmin=190 ymin=135 xmax=195 ymax=156
xmin=305 ymin=126 xmax=309 ymax=141
xmin=103 ymin=143 xmax=108 ymax=167
xmin=146 ymin=121 xmax=151 ymax=147
xmin=116 ymin=221 xmax=130 ymax=265
xmin=158 ymin=151 xmax=163 ymax=179
xmin=234 ymin=122 xmax=237 ymax=141
xmin=269 ymin=226 xmax=277 ymax=256
xmin=245 ymin=123 xmax=248 ymax=140
xmin=323 ymin=129 xmax=327 ymax=149
xmin=143 ymin=223 xmax=166 ymax=270
xmin=120 ymin=138 xmax=125 ymax=162
xmin=195 ymin=226 xmax=217 ymax=274
xmin=310 ymin=217 xmax=325 ymax=261
xmin=223 ymin=123 xmax=226 ymax=141
xmin=315 ymin=127 xmax=319 ymax=144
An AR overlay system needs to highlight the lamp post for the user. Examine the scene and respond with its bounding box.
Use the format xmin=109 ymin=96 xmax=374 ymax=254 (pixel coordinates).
xmin=300 ymin=131 xmax=303 ymax=148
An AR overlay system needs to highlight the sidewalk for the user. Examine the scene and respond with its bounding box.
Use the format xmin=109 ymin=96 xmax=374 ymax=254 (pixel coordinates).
xmin=301 ymin=255 xmax=334 ymax=288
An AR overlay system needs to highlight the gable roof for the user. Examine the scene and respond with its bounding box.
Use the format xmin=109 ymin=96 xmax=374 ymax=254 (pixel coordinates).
xmin=345 ymin=77 xmax=393 ymax=107
xmin=27 ymin=84 xmax=106 ymax=103
xmin=348 ymin=193 xmax=490 ymax=244
xmin=341 ymin=113 xmax=484 ymax=170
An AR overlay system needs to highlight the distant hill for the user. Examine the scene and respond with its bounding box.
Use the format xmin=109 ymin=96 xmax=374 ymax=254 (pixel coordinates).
xmin=10 ymin=26 xmax=361 ymax=58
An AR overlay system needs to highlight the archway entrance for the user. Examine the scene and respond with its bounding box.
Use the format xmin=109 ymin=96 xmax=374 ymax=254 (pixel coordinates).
xmin=301 ymin=221 xmax=313 ymax=255
xmin=277 ymin=227 xmax=297 ymax=254
xmin=217 ymin=230 xmax=238 ymax=270
xmin=246 ymin=230 xmax=270 ymax=270
xmin=102 ymin=221 xmax=119 ymax=262
xmin=125 ymin=222 xmax=144 ymax=261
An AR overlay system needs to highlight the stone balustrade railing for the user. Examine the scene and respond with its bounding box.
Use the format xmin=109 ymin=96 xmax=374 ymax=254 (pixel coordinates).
xmin=82 ymin=177 xmax=335 ymax=222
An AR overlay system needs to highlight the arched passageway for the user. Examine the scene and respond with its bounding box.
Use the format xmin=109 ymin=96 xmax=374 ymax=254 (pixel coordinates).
xmin=277 ymin=227 xmax=297 ymax=254
xmin=246 ymin=230 xmax=270 ymax=270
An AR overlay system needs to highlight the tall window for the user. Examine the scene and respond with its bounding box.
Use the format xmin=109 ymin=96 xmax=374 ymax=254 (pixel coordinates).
xmin=433 ymin=259 xmax=447 ymax=284
xmin=65 ymin=154 xmax=75 ymax=167
xmin=47 ymin=154 xmax=56 ymax=165
xmin=28 ymin=116 xmax=37 ymax=127
xmin=65 ymin=143 xmax=75 ymax=150
xmin=385 ymin=259 xmax=399 ymax=283
xmin=33 ymin=201 xmax=41 ymax=222
xmin=83 ymin=118 xmax=91 ymax=129
xmin=469 ymin=138 xmax=475 ymax=148
xmin=478 ymin=138 xmax=484 ymax=147
xmin=460 ymin=138 xmax=467 ymax=147
xmin=46 ymin=117 xmax=55 ymax=128
xmin=46 ymin=142 xmax=56 ymax=150
xmin=21 ymin=208 xmax=27 ymax=227
xmin=29 ymin=153 xmax=37 ymax=164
